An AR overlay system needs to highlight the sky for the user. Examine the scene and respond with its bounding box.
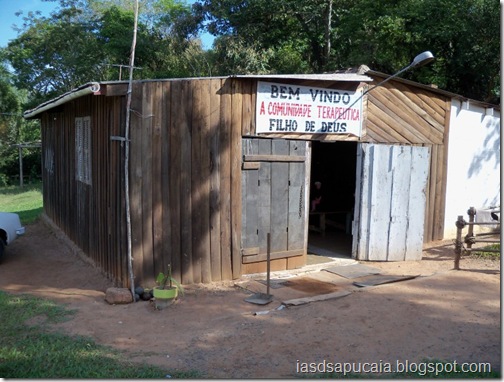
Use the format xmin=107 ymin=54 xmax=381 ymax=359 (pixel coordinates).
xmin=0 ymin=0 xmax=57 ymax=47
xmin=0 ymin=0 xmax=214 ymax=49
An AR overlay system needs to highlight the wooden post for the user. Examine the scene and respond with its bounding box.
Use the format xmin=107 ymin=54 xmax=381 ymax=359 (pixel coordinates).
xmin=454 ymin=215 xmax=465 ymax=270
xmin=465 ymin=207 xmax=476 ymax=250
xmin=18 ymin=146 xmax=23 ymax=188
xmin=266 ymin=233 xmax=271 ymax=296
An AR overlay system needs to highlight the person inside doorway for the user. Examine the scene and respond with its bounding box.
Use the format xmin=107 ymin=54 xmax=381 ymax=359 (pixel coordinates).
xmin=310 ymin=181 xmax=323 ymax=212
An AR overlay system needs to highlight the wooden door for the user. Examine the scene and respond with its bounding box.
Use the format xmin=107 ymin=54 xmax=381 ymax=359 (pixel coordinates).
xmin=241 ymin=138 xmax=308 ymax=264
xmin=352 ymin=143 xmax=430 ymax=261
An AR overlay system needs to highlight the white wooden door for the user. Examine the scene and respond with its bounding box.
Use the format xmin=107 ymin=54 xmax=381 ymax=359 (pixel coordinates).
xmin=352 ymin=143 xmax=430 ymax=261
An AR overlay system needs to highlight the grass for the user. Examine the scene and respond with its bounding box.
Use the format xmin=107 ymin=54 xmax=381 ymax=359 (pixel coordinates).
xmin=471 ymin=243 xmax=501 ymax=260
xmin=0 ymin=181 xmax=43 ymax=224
xmin=0 ymin=184 xmax=200 ymax=378
xmin=0 ymin=291 xmax=199 ymax=378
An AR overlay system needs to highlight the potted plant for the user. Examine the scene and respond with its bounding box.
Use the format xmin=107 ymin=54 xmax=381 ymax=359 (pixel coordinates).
xmin=152 ymin=265 xmax=184 ymax=309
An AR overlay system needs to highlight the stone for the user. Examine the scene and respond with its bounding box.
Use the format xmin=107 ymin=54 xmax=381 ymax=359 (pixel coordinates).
xmin=134 ymin=286 xmax=144 ymax=295
xmin=105 ymin=287 xmax=133 ymax=304
xmin=141 ymin=291 xmax=152 ymax=301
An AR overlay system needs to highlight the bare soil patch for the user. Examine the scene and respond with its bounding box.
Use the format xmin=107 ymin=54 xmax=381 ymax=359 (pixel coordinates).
xmin=0 ymin=220 xmax=500 ymax=378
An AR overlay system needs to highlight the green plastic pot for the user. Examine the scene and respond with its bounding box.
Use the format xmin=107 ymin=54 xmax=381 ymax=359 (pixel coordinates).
xmin=153 ymin=286 xmax=178 ymax=299
xmin=153 ymin=287 xmax=178 ymax=309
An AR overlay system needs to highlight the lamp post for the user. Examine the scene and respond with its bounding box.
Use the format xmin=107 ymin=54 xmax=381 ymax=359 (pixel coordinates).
xmin=338 ymin=51 xmax=435 ymax=124
xmin=363 ymin=51 xmax=435 ymax=96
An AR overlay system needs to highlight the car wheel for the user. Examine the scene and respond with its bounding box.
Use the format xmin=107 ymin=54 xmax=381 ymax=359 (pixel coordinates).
xmin=0 ymin=239 xmax=4 ymax=263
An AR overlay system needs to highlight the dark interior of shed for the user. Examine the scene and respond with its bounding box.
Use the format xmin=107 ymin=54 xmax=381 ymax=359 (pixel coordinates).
xmin=308 ymin=140 xmax=357 ymax=259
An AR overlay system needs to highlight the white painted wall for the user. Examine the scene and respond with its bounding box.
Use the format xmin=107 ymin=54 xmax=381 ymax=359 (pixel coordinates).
xmin=443 ymin=100 xmax=501 ymax=238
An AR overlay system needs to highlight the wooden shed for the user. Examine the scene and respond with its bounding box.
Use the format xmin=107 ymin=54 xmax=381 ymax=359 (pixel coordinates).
xmin=24 ymin=71 xmax=498 ymax=287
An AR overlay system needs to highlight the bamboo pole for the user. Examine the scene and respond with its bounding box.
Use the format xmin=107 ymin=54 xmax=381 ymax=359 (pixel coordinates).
xmin=125 ymin=0 xmax=139 ymax=297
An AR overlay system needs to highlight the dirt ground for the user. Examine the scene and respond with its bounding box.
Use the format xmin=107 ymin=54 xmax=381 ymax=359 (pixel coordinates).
xmin=0 ymin=220 xmax=500 ymax=378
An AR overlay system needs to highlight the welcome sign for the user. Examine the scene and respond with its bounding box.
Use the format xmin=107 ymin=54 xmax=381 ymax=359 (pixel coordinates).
xmin=256 ymin=81 xmax=363 ymax=137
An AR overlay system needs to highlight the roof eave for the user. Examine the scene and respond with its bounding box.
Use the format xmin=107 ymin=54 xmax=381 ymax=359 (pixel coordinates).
xmin=23 ymin=82 xmax=101 ymax=119
xmin=365 ymin=69 xmax=500 ymax=110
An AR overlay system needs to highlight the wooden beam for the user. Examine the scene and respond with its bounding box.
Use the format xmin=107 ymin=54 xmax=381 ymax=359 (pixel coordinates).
xmin=241 ymin=247 xmax=260 ymax=256
xmin=242 ymin=162 xmax=260 ymax=170
xmin=230 ymin=79 xmax=242 ymax=279
xmin=101 ymin=84 xmax=128 ymax=96
xmin=243 ymin=154 xmax=305 ymax=162
xmin=242 ymin=248 xmax=304 ymax=263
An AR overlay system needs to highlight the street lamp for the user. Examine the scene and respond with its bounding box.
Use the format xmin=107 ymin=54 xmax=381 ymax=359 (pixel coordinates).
xmin=363 ymin=51 xmax=435 ymax=95
xmin=335 ymin=51 xmax=435 ymax=127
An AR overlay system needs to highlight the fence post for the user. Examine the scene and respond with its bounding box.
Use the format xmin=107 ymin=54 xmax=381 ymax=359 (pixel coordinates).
xmin=454 ymin=215 xmax=465 ymax=270
xmin=465 ymin=207 xmax=476 ymax=249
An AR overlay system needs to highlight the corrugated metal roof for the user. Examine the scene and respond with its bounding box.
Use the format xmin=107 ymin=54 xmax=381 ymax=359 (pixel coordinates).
xmin=231 ymin=73 xmax=374 ymax=82
xmin=23 ymin=74 xmax=373 ymax=119
xmin=24 ymin=82 xmax=101 ymax=119
xmin=23 ymin=70 xmax=499 ymax=119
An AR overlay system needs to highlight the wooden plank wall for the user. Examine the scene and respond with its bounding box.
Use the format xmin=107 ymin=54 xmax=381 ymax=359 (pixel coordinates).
xmin=40 ymin=94 xmax=127 ymax=286
xmin=41 ymin=77 xmax=245 ymax=287
xmin=364 ymin=77 xmax=450 ymax=242
xmin=129 ymin=78 xmax=246 ymax=286
xmin=39 ymin=75 xmax=452 ymax=289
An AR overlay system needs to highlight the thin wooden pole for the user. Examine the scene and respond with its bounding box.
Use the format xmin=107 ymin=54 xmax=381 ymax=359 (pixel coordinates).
xmin=266 ymin=233 xmax=271 ymax=296
xmin=125 ymin=0 xmax=139 ymax=296
xmin=454 ymin=215 xmax=464 ymax=270
xmin=18 ymin=146 xmax=23 ymax=188
xmin=465 ymin=207 xmax=476 ymax=250
xmin=324 ymin=0 xmax=333 ymax=68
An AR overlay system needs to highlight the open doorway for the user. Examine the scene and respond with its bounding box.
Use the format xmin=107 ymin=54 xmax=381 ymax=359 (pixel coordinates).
xmin=308 ymin=140 xmax=357 ymax=261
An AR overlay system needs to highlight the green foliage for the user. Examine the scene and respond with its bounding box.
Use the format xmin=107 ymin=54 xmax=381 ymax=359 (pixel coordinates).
xmin=0 ymin=0 xmax=499 ymax=137
xmin=196 ymin=0 xmax=330 ymax=71
xmin=0 ymin=60 xmax=41 ymax=185
xmin=471 ymin=244 xmax=501 ymax=260
xmin=211 ymin=36 xmax=274 ymax=75
xmin=5 ymin=0 xmax=204 ymax=105
xmin=155 ymin=264 xmax=184 ymax=295
xmin=0 ymin=181 xmax=43 ymax=224
xmin=0 ymin=291 xmax=198 ymax=378
xmin=196 ymin=0 xmax=500 ymax=103
xmin=6 ymin=6 xmax=106 ymax=107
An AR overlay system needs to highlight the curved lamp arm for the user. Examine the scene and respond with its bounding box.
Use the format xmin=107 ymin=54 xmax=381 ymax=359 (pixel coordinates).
xmin=362 ymin=51 xmax=435 ymax=97
xmin=336 ymin=51 xmax=435 ymax=122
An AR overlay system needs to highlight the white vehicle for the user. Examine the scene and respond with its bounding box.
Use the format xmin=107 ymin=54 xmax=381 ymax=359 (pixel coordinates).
xmin=0 ymin=212 xmax=25 ymax=261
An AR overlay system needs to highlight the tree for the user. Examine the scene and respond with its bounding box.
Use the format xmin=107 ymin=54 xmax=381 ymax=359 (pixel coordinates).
xmin=195 ymin=0 xmax=499 ymax=103
xmin=195 ymin=0 xmax=334 ymax=73
xmin=6 ymin=6 xmax=106 ymax=108
xmin=334 ymin=0 xmax=500 ymax=103
xmin=2 ymin=0 xmax=206 ymax=183
xmin=4 ymin=0 xmax=206 ymax=107
xmin=0 ymin=54 xmax=41 ymax=185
